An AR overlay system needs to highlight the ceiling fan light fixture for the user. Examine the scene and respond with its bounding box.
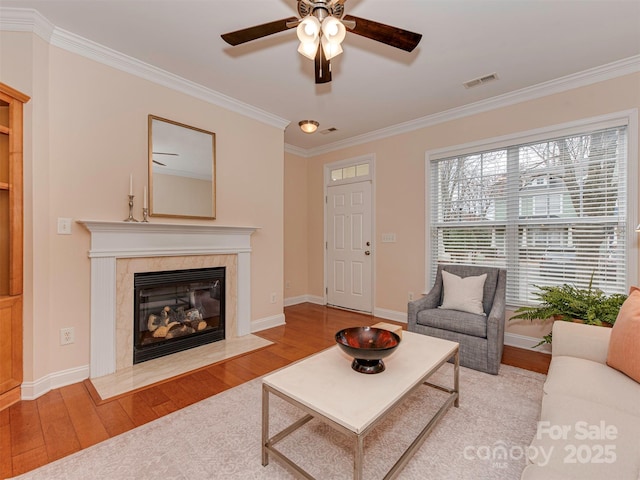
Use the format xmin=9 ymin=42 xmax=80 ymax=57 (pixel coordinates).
xmin=299 ymin=120 xmax=319 ymax=134
xmin=298 ymin=38 xmax=320 ymax=60
xmin=297 ymin=16 xmax=321 ymax=43
xmin=321 ymin=35 xmax=343 ymax=60
xmin=322 ymin=17 xmax=346 ymax=44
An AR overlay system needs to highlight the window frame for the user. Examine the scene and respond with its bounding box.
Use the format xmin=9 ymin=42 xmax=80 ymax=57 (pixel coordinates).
xmin=424 ymin=110 xmax=639 ymax=308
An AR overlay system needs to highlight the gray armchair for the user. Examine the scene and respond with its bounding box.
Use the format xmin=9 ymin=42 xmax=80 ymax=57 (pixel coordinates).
xmin=408 ymin=264 xmax=507 ymax=375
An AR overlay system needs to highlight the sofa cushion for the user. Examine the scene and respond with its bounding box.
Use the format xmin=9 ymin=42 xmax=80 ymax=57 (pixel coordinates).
xmin=416 ymin=308 xmax=487 ymax=337
xmin=439 ymin=270 xmax=487 ymax=315
xmin=607 ymin=286 xmax=640 ymax=383
xmin=544 ymin=355 xmax=640 ymax=418
xmin=528 ymin=392 xmax=640 ymax=480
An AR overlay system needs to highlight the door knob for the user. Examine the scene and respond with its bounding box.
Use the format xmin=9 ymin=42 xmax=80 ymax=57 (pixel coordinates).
xmin=365 ymin=250 xmax=371 ymax=256
xmin=366 ymin=241 xmax=371 ymax=246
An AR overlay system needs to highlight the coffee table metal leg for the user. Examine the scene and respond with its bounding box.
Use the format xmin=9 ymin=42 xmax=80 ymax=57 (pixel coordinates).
xmin=454 ymin=349 xmax=460 ymax=407
xmin=354 ymin=434 xmax=364 ymax=480
xmin=262 ymin=384 xmax=269 ymax=466
xmin=261 ymin=344 xmax=460 ymax=479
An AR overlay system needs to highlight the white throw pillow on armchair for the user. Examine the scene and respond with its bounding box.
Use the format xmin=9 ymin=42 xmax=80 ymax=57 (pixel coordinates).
xmin=439 ymin=270 xmax=487 ymax=315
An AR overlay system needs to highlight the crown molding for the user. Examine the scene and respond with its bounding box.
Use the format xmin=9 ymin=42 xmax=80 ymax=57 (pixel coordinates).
xmin=292 ymin=54 xmax=640 ymax=158
xmin=284 ymin=143 xmax=310 ymax=157
xmin=3 ymin=8 xmax=637 ymax=156
xmin=0 ymin=7 xmax=54 ymax=41
xmin=0 ymin=8 xmax=290 ymax=131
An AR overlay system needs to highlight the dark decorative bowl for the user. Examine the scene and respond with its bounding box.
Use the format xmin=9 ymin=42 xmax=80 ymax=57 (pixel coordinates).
xmin=335 ymin=326 xmax=401 ymax=374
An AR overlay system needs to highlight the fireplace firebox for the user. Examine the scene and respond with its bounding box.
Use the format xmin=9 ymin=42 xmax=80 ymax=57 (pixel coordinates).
xmin=133 ymin=267 xmax=225 ymax=364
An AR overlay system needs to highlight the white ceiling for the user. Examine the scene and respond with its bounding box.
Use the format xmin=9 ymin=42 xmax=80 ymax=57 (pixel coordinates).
xmin=3 ymin=0 xmax=640 ymax=152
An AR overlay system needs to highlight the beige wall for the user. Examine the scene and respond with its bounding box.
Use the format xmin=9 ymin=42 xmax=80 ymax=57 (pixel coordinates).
xmin=284 ymin=152 xmax=309 ymax=300
xmin=286 ymin=73 xmax=640 ymax=341
xmin=2 ymin=31 xmax=284 ymax=383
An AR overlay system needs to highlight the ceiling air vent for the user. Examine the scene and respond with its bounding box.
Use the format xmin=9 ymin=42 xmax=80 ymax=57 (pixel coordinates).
xmin=320 ymin=127 xmax=338 ymax=135
xmin=463 ymin=73 xmax=498 ymax=89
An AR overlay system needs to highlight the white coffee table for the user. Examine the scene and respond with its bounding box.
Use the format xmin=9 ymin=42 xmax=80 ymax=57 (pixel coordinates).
xmin=261 ymin=331 xmax=459 ymax=479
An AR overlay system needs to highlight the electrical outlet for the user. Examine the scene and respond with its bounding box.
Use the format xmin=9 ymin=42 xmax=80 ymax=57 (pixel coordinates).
xmin=408 ymin=292 xmax=414 ymax=301
xmin=60 ymin=327 xmax=75 ymax=345
xmin=270 ymin=292 xmax=277 ymax=304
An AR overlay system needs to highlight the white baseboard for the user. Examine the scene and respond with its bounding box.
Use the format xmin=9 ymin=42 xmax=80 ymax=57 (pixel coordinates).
xmin=284 ymin=294 xmax=324 ymax=307
xmin=373 ymin=307 xmax=407 ymax=324
xmin=285 ymin=298 xmax=409 ymax=325
xmin=251 ymin=313 xmax=286 ymax=333
xmin=21 ymin=364 xmax=90 ymax=400
xmin=20 ymin=313 xmax=286 ymax=401
xmin=504 ymin=332 xmax=552 ymax=354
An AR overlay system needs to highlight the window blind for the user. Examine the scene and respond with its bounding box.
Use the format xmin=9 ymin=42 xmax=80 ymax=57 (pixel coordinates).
xmin=429 ymin=125 xmax=628 ymax=305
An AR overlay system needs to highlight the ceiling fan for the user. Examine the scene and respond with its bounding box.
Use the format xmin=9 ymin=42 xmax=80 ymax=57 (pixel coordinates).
xmin=152 ymin=152 xmax=178 ymax=166
xmin=221 ymin=0 xmax=422 ymax=84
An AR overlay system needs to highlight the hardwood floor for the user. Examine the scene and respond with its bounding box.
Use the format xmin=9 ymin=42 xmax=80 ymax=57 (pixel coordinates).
xmin=1 ymin=303 xmax=550 ymax=478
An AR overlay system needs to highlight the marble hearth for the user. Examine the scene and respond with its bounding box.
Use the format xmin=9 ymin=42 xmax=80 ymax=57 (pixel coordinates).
xmin=79 ymin=221 xmax=260 ymax=380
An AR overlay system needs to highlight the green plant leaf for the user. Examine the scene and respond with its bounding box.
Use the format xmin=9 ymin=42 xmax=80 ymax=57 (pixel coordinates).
xmin=509 ymin=280 xmax=626 ymax=344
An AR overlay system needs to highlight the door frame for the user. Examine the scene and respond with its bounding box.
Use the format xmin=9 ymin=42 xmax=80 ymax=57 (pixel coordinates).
xmin=323 ymin=154 xmax=376 ymax=312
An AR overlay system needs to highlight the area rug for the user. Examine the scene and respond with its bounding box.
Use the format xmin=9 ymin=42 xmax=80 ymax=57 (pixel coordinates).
xmin=13 ymin=364 xmax=545 ymax=480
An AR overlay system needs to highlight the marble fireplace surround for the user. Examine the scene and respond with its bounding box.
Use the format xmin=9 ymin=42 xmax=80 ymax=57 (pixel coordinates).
xmin=79 ymin=221 xmax=259 ymax=379
xmin=116 ymin=254 xmax=236 ymax=371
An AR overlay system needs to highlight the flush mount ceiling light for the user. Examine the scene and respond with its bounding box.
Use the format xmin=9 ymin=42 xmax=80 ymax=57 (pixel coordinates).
xmin=299 ymin=120 xmax=319 ymax=134
xmin=221 ymin=1 xmax=422 ymax=84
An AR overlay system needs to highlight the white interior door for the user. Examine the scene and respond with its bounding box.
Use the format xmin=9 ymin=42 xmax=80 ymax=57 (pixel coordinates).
xmin=327 ymin=181 xmax=372 ymax=312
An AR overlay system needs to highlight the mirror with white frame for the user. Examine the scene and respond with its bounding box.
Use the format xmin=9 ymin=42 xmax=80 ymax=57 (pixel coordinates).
xmin=148 ymin=115 xmax=216 ymax=219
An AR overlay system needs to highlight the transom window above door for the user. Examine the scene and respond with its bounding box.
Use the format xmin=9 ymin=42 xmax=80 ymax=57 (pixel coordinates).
xmin=330 ymin=163 xmax=370 ymax=183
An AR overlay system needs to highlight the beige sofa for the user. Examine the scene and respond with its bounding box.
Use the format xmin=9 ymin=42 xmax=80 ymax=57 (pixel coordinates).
xmin=521 ymin=321 xmax=640 ymax=480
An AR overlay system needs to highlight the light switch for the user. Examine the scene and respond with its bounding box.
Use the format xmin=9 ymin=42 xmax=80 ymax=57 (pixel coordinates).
xmin=381 ymin=233 xmax=396 ymax=243
xmin=57 ymin=217 xmax=72 ymax=235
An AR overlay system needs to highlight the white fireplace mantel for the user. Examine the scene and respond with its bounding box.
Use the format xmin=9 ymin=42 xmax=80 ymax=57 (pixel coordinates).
xmin=78 ymin=220 xmax=259 ymax=378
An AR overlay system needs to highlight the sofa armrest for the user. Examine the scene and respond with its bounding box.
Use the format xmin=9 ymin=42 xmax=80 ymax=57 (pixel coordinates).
xmin=486 ymin=276 xmax=506 ymax=343
xmin=407 ymin=286 xmax=441 ymax=330
xmin=551 ymin=321 xmax=611 ymax=364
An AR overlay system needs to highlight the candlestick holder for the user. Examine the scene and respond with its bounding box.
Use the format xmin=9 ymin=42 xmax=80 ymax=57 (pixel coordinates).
xmin=124 ymin=195 xmax=139 ymax=222
xmin=142 ymin=207 xmax=149 ymax=223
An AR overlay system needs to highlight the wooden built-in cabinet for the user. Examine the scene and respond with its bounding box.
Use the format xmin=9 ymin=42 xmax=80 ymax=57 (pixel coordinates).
xmin=0 ymin=82 xmax=29 ymax=411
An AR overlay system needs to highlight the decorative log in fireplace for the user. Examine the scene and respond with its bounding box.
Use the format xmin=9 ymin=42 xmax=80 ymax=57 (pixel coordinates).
xmin=133 ymin=267 xmax=225 ymax=364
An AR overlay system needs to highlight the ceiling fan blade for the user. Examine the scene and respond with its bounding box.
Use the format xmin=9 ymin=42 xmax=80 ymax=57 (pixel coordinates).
xmin=221 ymin=17 xmax=298 ymax=46
xmin=343 ymin=15 xmax=422 ymax=52
xmin=315 ymin=46 xmax=332 ymax=84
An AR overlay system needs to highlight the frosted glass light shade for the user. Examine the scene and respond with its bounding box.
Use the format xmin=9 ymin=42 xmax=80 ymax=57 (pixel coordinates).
xmin=298 ymin=39 xmax=319 ymax=60
xmin=297 ymin=16 xmax=321 ymax=43
xmin=299 ymin=120 xmax=319 ymax=134
xmin=322 ymin=17 xmax=346 ymax=44
xmin=321 ymin=35 xmax=343 ymax=60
